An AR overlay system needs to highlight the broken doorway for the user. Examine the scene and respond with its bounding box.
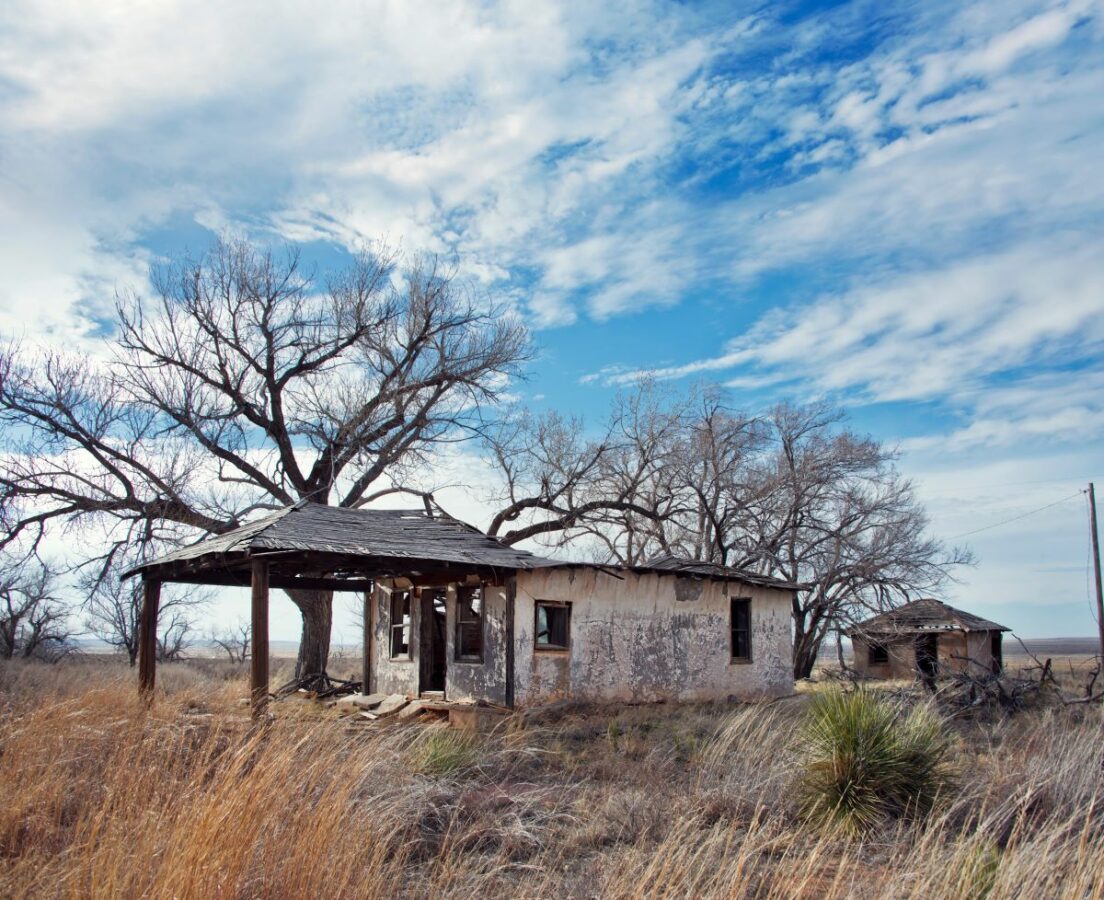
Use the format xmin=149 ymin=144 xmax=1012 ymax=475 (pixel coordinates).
xmin=991 ymin=631 xmax=1003 ymax=674
xmin=420 ymin=588 xmax=447 ymax=695
xmin=915 ymin=633 xmax=939 ymax=689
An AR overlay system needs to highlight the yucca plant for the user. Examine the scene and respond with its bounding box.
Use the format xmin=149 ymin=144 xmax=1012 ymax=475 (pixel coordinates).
xmin=799 ymin=688 xmax=955 ymax=834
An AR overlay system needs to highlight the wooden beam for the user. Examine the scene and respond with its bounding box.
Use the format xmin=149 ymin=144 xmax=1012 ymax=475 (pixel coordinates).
xmin=137 ymin=579 xmax=161 ymax=697
xmin=139 ymin=555 xmax=515 ymax=589
xmin=251 ymin=559 xmax=270 ymax=719
xmin=361 ymin=590 xmax=372 ymax=695
xmin=153 ymin=571 xmax=376 ymax=591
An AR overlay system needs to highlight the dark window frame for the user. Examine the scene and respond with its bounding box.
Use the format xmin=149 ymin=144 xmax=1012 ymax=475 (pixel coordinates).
xmin=730 ymin=597 xmax=752 ymax=663
xmin=389 ymin=589 xmax=413 ymax=660
xmin=534 ymin=600 xmax=571 ymax=652
xmin=868 ymin=642 xmax=890 ymax=665
xmin=455 ymin=584 xmax=485 ymax=663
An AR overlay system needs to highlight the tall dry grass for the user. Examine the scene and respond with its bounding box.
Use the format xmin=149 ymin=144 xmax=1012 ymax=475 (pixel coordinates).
xmin=0 ymin=658 xmax=1101 ymax=898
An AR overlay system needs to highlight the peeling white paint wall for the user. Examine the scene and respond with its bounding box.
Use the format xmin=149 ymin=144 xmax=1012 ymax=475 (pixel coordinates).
xmin=369 ymin=567 xmax=796 ymax=705
xmin=513 ymin=567 xmax=794 ymax=705
xmin=371 ymin=581 xmax=419 ymax=697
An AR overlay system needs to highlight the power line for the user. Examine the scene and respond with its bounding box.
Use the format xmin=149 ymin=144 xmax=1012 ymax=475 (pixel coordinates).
xmin=919 ymin=475 xmax=1096 ymax=497
xmin=947 ymin=490 xmax=1085 ymax=540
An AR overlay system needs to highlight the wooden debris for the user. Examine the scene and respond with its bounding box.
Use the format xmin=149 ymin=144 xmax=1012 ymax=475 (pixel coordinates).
xmin=274 ymin=672 xmax=362 ymax=699
xmin=331 ymin=692 xmax=387 ymax=712
xmin=372 ymin=694 xmax=410 ymax=718
xmin=397 ymin=700 xmax=428 ymax=720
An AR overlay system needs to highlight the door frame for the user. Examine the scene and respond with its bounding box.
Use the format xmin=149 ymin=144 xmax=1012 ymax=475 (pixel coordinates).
xmin=915 ymin=633 xmax=939 ymax=678
xmin=418 ymin=587 xmax=448 ymax=696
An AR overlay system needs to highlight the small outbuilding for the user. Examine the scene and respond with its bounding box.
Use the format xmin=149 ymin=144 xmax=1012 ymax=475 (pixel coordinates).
xmin=126 ymin=502 xmax=798 ymax=715
xmin=848 ymin=599 xmax=1009 ymax=681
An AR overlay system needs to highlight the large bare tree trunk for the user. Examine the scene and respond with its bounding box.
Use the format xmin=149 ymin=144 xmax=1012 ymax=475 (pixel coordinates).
xmin=791 ymin=600 xmax=819 ymax=680
xmin=286 ymin=589 xmax=333 ymax=678
xmin=793 ymin=635 xmax=819 ymax=680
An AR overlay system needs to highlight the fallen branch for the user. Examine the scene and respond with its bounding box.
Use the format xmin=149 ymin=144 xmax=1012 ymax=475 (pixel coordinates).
xmin=274 ymin=672 xmax=361 ymax=699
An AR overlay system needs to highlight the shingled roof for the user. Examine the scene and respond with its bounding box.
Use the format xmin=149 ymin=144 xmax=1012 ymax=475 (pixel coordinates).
xmin=126 ymin=502 xmax=553 ymax=582
xmin=849 ymin=598 xmax=1009 ymax=635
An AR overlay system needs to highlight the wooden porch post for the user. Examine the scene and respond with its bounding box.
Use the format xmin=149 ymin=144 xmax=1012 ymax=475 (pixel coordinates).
xmin=361 ymin=589 xmax=372 ymax=696
xmin=137 ymin=579 xmax=161 ymax=697
xmin=251 ymin=559 xmax=270 ymax=719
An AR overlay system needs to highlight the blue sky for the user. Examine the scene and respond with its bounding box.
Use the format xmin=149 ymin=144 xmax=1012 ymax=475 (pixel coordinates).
xmin=1 ymin=0 xmax=1102 ymax=642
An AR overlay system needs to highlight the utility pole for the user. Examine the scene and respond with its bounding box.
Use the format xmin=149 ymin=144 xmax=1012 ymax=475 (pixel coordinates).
xmin=1090 ymin=483 xmax=1104 ymax=663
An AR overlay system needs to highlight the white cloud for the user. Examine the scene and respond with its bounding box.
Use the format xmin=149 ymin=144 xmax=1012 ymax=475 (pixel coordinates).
xmin=3 ymin=0 xmax=1101 ymax=341
xmin=594 ymin=238 xmax=1104 ymax=449
xmin=0 ymin=0 xmax=724 ymax=341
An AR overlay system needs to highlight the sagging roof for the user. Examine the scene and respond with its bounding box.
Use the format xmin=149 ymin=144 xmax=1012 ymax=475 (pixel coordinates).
xmin=126 ymin=502 xmax=553 ymax=583
xmin=125 ymin=503 xmax=800 ymax=592
xmin=849 ymin=598 xmax=1009 ymax=635
xmin=643 ymin=554 xmax=801 ymax=591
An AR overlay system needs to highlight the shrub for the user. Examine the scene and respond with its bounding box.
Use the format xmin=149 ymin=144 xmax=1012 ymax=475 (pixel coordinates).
xmin=412 ymin=728 xmax=478 ymax=777
xmin=799 ymin=688 xmax=955 ymax=833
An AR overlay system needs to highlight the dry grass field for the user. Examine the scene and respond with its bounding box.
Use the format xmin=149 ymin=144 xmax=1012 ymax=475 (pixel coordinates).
xmin=0 ymin=657 xmax=1101 ymax=899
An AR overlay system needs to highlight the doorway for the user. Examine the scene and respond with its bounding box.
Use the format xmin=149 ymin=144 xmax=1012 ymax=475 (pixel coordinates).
xmin=915 ymin=633 xmax=939 ymax=688
xmin=990 ymin=632 xmax=1003 ymax=674
xmin=419 ymin=588 xmax=447 ymax=694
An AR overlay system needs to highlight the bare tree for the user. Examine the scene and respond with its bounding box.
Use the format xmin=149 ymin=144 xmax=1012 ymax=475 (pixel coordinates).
xmin=741 ymin=403 xmax=972 ymax=678
xmin=156 ymin=609 xmax=193 ymax=662
xmin=486 ymin=386 xmax=970 ymax=678
xmin=0 ymin=237 xmax=529 ymax=678
xmin=82 ymin=566 xmax=207 ymax=666
xmin=560 ymin=385 xmax=766 ymax=565
xmin=209 ymin=619 xmax=251 ymax=664
xmin=0 ymin=554 xmax=75 ymax=661
xmin=484 ymin=384 xmax=684 ymax=553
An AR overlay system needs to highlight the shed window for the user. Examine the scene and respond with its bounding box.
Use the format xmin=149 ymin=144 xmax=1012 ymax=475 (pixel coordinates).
xmin=456 ymin=585 xmax=484 ymax=662
xmin=730 ymin=598 xmax=751 ymax=661
xmin=389 ymin=590 xmax=412 ymax=659
xmin=868 ymin=642 xmax=889 ymax=665
xmin=535 ymin=601 xmax=570 ymax=651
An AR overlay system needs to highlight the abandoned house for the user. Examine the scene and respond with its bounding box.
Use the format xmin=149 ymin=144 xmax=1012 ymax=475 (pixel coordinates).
xmin=848 ymin=599 xmax=1009 ymax=680
xmin=125 ymin=502 xmax=798 ymax=715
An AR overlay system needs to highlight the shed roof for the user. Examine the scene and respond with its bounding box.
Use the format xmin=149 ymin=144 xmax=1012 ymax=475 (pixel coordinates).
xmin=849 ymin=598 xmax=1009 ymax=635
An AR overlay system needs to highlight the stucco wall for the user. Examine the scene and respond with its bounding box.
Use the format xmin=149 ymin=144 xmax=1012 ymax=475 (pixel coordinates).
xmin=371 ymin=581 xmax=420 ymax=697
xmin=512 ymin=567 xmax=794 ymax=705
xmin=444 ymin=581 xmax=510 ymax=706
xmin=965 ymin=631 xmax=999 ymax=674
xmin=852 ymin=636 xmax=917 ymax=678
xmin=853 ymin=630 xmax=1002 ymax=679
